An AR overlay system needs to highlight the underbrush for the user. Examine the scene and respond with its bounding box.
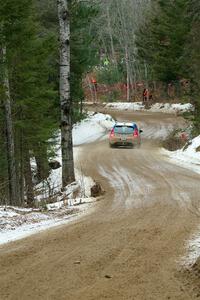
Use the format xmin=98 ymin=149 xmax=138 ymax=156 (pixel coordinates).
xmin=162 ymin=130 xmax=187 ymax=151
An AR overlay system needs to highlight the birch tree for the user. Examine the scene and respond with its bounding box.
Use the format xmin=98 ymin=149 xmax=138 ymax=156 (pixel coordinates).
xmin=57 ymin=0 xmax=75 ymax=187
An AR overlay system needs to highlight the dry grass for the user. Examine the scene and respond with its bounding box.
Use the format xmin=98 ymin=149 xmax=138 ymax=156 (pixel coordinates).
xmin=163 ymin=130 xmax=186 ymax=151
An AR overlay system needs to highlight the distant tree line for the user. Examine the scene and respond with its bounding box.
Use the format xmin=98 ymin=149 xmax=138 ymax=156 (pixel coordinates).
xmin=135 ymin=0 xmax=200 ymax=132
xmin=90 ymin=0 xmax=200 ymax=126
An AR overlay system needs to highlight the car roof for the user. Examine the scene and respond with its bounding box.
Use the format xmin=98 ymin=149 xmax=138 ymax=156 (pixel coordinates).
xmin=114 ymin=122 xmax=136 ymax=127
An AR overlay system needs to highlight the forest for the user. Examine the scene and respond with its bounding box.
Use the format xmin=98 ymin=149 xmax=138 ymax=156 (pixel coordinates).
xmin=0 ymin=0 xmax=200 ymax=207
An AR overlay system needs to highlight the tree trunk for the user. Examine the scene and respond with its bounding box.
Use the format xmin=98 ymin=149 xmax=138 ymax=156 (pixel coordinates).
xmin=34 ymin=143 xmax=50 ymax=182
xmin=125 ymin=46 xmax=130 ymax=102
xmin=106 ymin=6 xmax=117 ymax=66
xmin=19 ymin=127 xmax=25 ymax=206
xmin=57 ymin=0 xmax=75 ymax=187
xmin=144 ymin=61 xmax=149 ymax=89
xmin=2 ymin=46 xmax=19 ymax=206
xmin=24 ymin=146 xmax=34 ymax=206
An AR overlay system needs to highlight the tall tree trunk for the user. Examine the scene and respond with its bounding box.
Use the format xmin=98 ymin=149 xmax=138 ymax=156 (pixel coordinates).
xmin=106 ymin=6 xmax=117 ymax=66
xmin=125 ymin=46 xmax=130 ymax=102
xmin=24 ymin=146 xmax=34 ymax=206
xmin=2 ymin=46 xmax=19 ymax=206
xmin=19 ymin=127 xmax=25 ymax=206
xmin=14 ymin=112 xmax=25 ymax=206
xmin=144 ymin=61 xmax=149 ymax=89
xmin=57 ymin=0 xmax=75 ymax=187
xmin=34 ymin=143 xmax=50 ymax=182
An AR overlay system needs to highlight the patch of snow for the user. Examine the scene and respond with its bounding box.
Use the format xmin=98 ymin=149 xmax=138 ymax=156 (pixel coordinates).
xmin=35 ymin=146 xmax=96 ymax=202
xmin=163 ymin=135 xmax=200 ymax=174
xmin=106 ymin=102 xmax=144 ymax=111
xmin=0 ymin=208 xmax=19 ymax=218
xmin=73 ymin=112 xmax=115 ymax=145
xmin=179 ymin=228 xmax=200 ymax=267
xmin=105 ymin=102 xmax=193 ymax=114
xmin=150 ymin=103 xmax=193 ymax=113
xmin=142 ymin=123 xmax=174 ymax=140
xmin=162 ymin=135 xmax=200 ymax=267
xmin=0 ymin=203 xmax=95 ymax=245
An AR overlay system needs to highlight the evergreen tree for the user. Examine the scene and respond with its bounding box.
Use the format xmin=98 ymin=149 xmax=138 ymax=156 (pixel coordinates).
xmin=70 ymin=0 xmax=98 ymax=121
xmin=0 ymin=0 xmax=35 ymax=205
xmin=136 ymin=0 xmax=190 ymax=82
xmin=0 ymin=0 xmax=58 ymax=205
xmin=185 ymin=0 xmax=200 ymax=133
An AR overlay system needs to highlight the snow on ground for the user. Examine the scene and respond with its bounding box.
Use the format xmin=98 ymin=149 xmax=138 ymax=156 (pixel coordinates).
xmin=0 ymin=204 xmax=95 ymax=245
xmin=36 ymin=147 xmax=95 ymax=200
xmin=73 ymin=112 xmax=115 ymax=145
xmin=0 ymin=161 xmax=97 ymax=245
xmin=105 ymin=101 xmax=193 ymax=114
xmin=163 ymin=135 xmax=200 ymax=267
xmin=0 ymin=159 xmax=97 ymax=245
xmin=179 ymin=227 xmax=200 ymax=267
xmin=141 ymin=123 xmax=175 ymax=140
xmin=163 ymin=135 xmax=200 ymax=175
xmin=105 ymin=102 xmax=144 ymax=111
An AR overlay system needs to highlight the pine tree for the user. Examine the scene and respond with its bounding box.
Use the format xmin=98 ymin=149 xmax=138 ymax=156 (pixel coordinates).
xmin=70 ymin=0 xmax=98 ymax=121
xmin=0 ymin=0 xmax=58 ymax=205
xmin=136 ymin=0 xmax=190 ymax=82
xmin=0 ymin=0 xmax=34 ymax=205
xmin=185 ymin=0 xmax=200 ymax=133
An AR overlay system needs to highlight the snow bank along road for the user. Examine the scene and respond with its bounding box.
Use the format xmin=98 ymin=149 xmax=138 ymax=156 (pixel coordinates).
xmin=0 ymin=110 xmax=200 ymax=300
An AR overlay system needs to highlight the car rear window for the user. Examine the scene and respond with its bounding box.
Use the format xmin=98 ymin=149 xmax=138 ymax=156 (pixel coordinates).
xmin=114 ymin=125 xmax=135 ymax=134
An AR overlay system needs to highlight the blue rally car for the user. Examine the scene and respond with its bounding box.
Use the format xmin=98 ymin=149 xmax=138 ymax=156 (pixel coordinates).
xmin=109 ymin=122 xmax=142 ymax=148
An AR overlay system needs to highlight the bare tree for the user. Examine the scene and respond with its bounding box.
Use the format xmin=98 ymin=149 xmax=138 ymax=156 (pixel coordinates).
xmin=57 ymin=0 xmax=75 ymax=187
xmin=92 ymin=0 xmax=152 ymax=99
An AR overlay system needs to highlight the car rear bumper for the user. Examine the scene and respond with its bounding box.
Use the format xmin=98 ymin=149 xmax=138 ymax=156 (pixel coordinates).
xmin=109 ymin=137 xmax=140 ymax=147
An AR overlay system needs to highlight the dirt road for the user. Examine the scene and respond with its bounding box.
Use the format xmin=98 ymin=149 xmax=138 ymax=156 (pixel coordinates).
xmin=0 ymin=111 xmax=200 ymax=300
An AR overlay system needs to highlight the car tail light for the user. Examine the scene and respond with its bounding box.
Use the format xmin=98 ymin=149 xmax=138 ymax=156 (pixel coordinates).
xmin=133 ymin=129 xmax=138 ymax=137
xmin=110 ymin=128 xmax=115 ymax=138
